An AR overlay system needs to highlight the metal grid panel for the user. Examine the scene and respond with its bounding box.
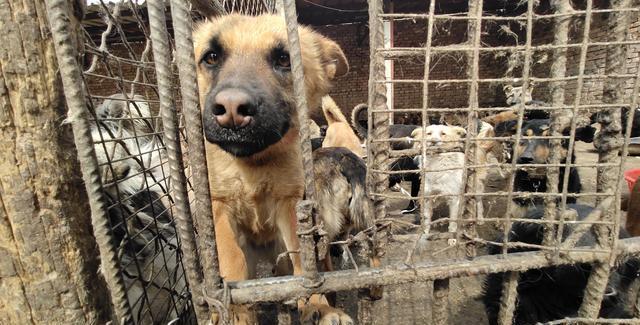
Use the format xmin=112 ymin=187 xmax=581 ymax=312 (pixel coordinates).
xmin=48 ymin=0 xmax=640 ymax=324
xmin=81 ymin=1 xmax=196 ymax=323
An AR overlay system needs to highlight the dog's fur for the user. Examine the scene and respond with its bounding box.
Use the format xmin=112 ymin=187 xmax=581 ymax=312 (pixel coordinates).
xmin=321 ymin=96 xmax=364 ymax=156
xmin=351 ymin=103 xmax=421 ymax=212
xmin=482 ymin=84 xmax=547 ymax=127
xmin=350 ymin=103 xmax=418 ymax=148
xmin=313 ymin=147 xmax=373 ymax=241
xmin=411 ymin=124 xmax=488 ymax=243
xmin=92 ymin=94 xmax=185 ymax=324
xmin=194 ymin=14 xmax=352 ymax=323
xmin=495 ymin=119 xmax=593 ymax=209
xmin=483 ymin=204 xmax=640 ymax=325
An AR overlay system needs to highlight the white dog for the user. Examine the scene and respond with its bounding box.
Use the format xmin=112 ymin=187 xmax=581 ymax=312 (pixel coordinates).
xmin=411 ymin=124 xmax=490 ymax=245
xmin=92 ymin=94 xmax=184 ymax=323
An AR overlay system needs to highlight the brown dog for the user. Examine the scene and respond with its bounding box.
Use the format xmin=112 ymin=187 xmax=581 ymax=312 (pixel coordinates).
xmin=194 ymin=14 xmax=352 ymax=324
xmin=321 ymin=95 xmax=365 ymax=157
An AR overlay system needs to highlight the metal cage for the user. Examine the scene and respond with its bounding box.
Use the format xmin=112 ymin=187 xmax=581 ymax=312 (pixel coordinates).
xmin=46 ymin=0 xmax=640 ymax=324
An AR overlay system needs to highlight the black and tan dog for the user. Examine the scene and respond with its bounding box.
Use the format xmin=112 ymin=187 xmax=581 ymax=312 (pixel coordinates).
xmin=495 ymin=119 xmax=595 ymax=211
xmin=194 ymin=14 xmax=353 ymax=324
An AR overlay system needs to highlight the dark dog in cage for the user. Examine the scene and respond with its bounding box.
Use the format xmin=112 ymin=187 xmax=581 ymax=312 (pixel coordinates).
xmin=483 ymin=204 xmax=640 ymax=325
xmin=91 ymin=94 xmax=187 ymax=324
xmin=313 ymin=147 xmax=375 ymax=258
xmin=495 ymin=119 xmax=596 ymax=209
xmin=194 ymin=14 xmax=354 ymax=324
xmin=351 ymin=103 xmax=421 ymax=213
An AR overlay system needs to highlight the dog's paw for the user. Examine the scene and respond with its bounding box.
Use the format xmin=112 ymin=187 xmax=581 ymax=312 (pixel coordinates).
xmin=447 ymin=238 xmax=457 ymax=246
xmin=211 ymin=304 xmax=255 ymax=325
xmin=300 ymin=303 xmax=353 ymax=325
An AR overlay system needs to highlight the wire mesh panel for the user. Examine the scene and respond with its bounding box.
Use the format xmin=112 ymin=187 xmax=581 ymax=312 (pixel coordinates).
xmin=81 ymin=1 xmax=196 ymax=323
xmin=366 ymin=0 xmax=640 ymax=324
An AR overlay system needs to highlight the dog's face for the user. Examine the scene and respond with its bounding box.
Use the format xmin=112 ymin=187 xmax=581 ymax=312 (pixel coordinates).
xmin=504 ymin=85 xmax=533 ymax=106
xmin=411 ymin=125 xmax=466 ymax=151
xmin=495 ymin=119 xmax=597 ymax=178
xmin=194 ymin=14 xmax=348 ymax=157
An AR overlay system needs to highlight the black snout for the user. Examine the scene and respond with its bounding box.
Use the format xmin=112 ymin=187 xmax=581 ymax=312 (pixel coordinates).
xmin=210 ymin=88 xmax=257 ymax=129
xmin=518 ymin=145 xmax=535 ymax=164
xmin=202 ymin=83 xmax=292 ymax=157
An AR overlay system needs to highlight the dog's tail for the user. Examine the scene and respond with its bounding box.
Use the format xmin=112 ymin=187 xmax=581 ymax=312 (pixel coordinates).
xmin=322 ymin=95 xmax=348 ymax=125
xmin=339 ymin=150 xmax=374 ymax=232
xmin=351 ymin=103 xmax=368 ymax=139
xmin=348 ymin=176 xmax=374 ymax=233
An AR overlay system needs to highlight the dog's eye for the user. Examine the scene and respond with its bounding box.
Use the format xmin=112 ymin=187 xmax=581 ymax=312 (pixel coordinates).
xmin=275 ymin=52 xmax=291 ymax=68
xmin=202 ymin=51 xmax=219 ymax=66
xmin=426 ymin=132 xmax=432 ymax=135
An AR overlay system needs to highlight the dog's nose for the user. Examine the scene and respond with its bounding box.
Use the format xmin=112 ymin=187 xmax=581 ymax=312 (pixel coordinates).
xmin=212 ymin=88 xmax=256 ymax=129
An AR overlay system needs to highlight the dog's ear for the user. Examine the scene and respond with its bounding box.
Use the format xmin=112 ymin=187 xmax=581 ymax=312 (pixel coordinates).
xmin=503 ymin=84 xmax=513 ymax=94
xmin=495 ymin=120 xmax=519 ymax=136
xmin=453 ymin=126 xmax=467 ymax=137
xmin=315 ymin=35 xmax=349 ymax=79
xmin=410 ymin=127 xmax=420 ymax=138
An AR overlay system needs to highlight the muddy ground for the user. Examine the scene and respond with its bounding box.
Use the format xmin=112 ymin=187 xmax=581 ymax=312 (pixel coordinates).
xmin=258 ymin=141 xmax=640 ymax=324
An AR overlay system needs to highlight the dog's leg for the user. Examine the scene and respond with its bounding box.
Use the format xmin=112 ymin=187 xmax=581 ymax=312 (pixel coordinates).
xmin=275 ymin=201 xmax=303 ymax=275
xmin=277 ymin=200 xmax=353 ymax=324
xmin=447 ymin=196 xmax=460 ymax=246
xmin=476 ymin=176 xmax=485 ymax=225
xmin=367 ymin=255 xmax=383 ymax=300
xmin=402 ymin=174 xmax=421 ymax=214
xmin=211 ymin=203 xmax=255 ymax=325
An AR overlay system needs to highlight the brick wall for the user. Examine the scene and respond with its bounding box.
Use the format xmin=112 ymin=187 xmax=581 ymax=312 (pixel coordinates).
xmin=85 ymin=12 xmax=640 ymax=125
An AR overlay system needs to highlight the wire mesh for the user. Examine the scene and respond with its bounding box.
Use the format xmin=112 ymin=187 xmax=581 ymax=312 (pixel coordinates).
xmin=51 ymin=0 xmax=640 ymax=324
xmin=81 ymin=1 xmax=197 ymax=323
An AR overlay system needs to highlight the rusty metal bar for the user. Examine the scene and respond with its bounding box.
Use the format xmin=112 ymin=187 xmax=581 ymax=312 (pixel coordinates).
xmin=147 ymin=0 xmax=210 ymax=322
xmin=367 ymin=0 xmax=390 ymax=222
xmin=459 ymin=0 xmax=484 ymax=255
xmin=279 ymin=0 xmax=321 ymax=286
xmin=556 ymin=0 xmax=595 ymax=251
xmin=497 ymin=271 xmax=519 ymax=325
xmin=361 ymin=0 xmax=392 ymax=320
xmin=542 ymin=0 xmax=572 ymax=247
xmin=169 ymin=0 xmax=225 ymax=318
xmin=578 ymin=0 xmax=633 ymax=318
xmin=222 ymin=236 xmax=640 ymax=305
xmin=46 ymin=0 xmax=133 ymax=323
xmin=496 ymin=0 xmax=536 ymax=321
xmin=417 ymin=0 xmax=437 ymax=243
xmin=501 ymin=0 xmax=536 ymax=254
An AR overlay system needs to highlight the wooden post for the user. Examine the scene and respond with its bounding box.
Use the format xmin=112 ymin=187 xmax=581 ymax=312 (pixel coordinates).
xmin=0 ymin=1 xmax=111 ymax=323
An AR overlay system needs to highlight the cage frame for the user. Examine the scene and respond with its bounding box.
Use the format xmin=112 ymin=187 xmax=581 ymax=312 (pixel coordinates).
xmin=46 ymin=0 xmax=640 ymax=324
